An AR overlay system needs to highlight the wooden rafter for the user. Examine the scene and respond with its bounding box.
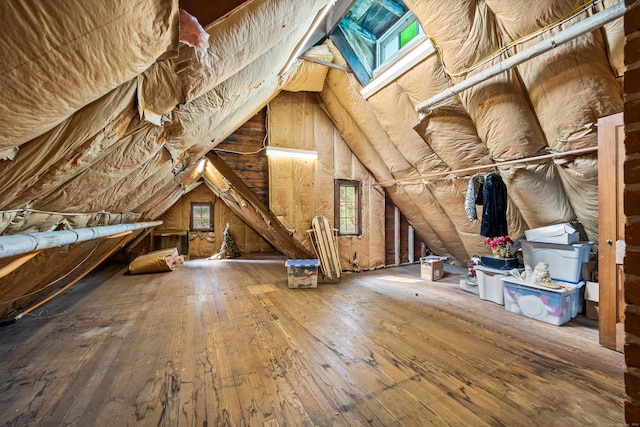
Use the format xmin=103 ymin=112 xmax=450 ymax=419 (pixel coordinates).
xmin=204 ymin=153 xmax=313 ymax=260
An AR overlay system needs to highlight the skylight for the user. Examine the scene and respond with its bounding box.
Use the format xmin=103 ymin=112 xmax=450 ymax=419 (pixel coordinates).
xmin=330 ymin=0 xmax=426 ymax=85
xmin=375 ymin=11 xmax=424 ymax=71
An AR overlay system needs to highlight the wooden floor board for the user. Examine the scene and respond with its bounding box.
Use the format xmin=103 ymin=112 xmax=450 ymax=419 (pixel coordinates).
xmin=260 ymin=295 xmax=391 ymax=426
xmin=0 ymin=254 xmax=625 ymax=426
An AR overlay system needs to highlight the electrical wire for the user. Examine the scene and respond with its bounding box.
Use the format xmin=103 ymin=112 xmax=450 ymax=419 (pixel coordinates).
xmin=211 ymin=147 xmax=266 ymax=155
xmin=0 ymin=241 xmax=100 ymax=304
xmin=1 ymin=208 xmax=136 ymax=217
xmin=210 ymin=110 xmax=269 ymax=156
xmin=22 ymin=309 xmax=67 ymax=321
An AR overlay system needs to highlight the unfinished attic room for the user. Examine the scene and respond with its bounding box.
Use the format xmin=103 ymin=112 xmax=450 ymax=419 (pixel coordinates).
xmin=3 ymin=0 xmax=640 ymax=424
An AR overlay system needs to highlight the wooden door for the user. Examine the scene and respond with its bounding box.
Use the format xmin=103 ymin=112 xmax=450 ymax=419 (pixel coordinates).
xmin=597 ymin=112 xmax=625 ymax=351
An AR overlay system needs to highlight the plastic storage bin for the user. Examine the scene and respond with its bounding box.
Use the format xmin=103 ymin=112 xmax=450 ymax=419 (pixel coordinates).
xmin=524 ymin=223 xmax=579 ymax=244
xmin=502 ymin=277 xmax=577 ymax=325
xmin=285 ymin=259 xmax=320 ymax=288
xmin=475 ymin=266 xmax=522 ymax=305
xmin=520 ymin=240 xmax=592 ymax=283
xmin=568 ymin=280 xmax=585 ymax=317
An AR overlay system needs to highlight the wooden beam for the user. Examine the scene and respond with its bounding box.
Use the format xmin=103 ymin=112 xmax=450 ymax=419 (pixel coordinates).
xmin=338 ymin=18 xmax=377 ymax=44
xmin=0 ymin=251 xmax=42 ymax=280
xmin=377 ymin=0 xmax=405 ymax=17
xmin=394 ymin=206 xmax=400 ymax=266
xmin=180 ymin=0 xmax=246 ymax=28
xmin=330 ymin=28 xmax=372 ymax=86
xmin=204 ymin=153 xmax=314 ymax=259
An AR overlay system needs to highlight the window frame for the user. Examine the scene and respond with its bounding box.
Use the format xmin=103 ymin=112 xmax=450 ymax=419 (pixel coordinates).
xmin=190 ymin=202 xmax=213 ymax=232
xmin=375 ymin=11 xmax=425 ymax=72
xmin=334 ymin=179 xmax=362 ymax=237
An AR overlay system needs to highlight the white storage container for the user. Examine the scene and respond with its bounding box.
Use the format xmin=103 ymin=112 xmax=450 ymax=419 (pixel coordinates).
xmin=570 ymin=280 xmax=586 ymax=317
xmin=520 ymin=240 xmax=592 ymax=283
xmin=524 ymin=223 xmax=579 ymax=244
xmin=502 ymin=277 xmax=577 ymax=326
xmin=475 ymin=266 xmax=523 ymax=305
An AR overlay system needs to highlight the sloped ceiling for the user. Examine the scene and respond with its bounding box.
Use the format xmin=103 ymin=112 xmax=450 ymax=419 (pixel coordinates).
xmin=0 ymin=0 xmax=626 ymax=269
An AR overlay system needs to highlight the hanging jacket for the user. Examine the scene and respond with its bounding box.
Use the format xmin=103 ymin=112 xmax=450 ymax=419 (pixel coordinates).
xmin=480 ymin=172 xmax=508 ymax=237
xmin=464 ymin=174 xmax=484 ymax=221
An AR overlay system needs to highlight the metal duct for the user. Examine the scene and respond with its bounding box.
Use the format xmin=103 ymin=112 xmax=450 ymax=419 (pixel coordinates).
xmin=0 ymin=221 xmax=162 ymax=259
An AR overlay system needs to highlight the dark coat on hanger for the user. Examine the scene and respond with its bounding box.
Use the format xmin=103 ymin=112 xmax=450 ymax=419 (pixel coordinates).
xmin=480 ymin=172 xmax=508 ymax=237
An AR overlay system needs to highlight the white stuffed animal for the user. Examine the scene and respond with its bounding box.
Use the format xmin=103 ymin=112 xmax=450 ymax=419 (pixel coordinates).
xmin=533 ymin=262 xmax=559 ymax=288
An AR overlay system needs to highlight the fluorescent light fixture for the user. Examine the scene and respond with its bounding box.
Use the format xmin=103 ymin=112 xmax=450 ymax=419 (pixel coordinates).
xmin=265 ymin=146 xmax=318 ymax=160
xmin=280 ymin=0 xmax=337 ymax=75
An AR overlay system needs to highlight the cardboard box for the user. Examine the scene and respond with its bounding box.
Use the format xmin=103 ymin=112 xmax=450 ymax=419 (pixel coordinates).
xmin=524 ymin=223 xmax=579 ymax=245
xmin=502 ymin=277 xmax=577 ymax=326
xmin=584 ymin=281 xmax=599 ymax=320
xmin=421 ymin=258 xmax=443 ymax=281
xmin=585 ymin=281 xmax=599 ymax=302
xmin=586 ymin=300 xmax=599 ymax=320
xmin=285 ymin=259 xmax=319 ymax=288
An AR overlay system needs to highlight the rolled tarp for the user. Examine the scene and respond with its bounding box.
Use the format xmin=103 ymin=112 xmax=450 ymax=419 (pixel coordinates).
xmin=128 ymin=247 xmax=184 ymax=274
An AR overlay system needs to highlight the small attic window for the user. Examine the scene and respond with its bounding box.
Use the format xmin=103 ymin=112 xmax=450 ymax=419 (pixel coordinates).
xmin=375 ymin=11 xmax=424 ymax=71
xmin=335 ymin=180 xmax=362 ymax=236
xmin=191 ymin=202 xmax=213 ymax=231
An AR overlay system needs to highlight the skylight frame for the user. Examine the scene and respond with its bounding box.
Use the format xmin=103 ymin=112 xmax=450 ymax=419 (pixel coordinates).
xmin=375 ymin=11 xmax=425 ymax=71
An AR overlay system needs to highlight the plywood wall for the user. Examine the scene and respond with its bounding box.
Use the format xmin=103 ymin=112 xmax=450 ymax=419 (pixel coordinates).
xmin=268 ymin=91 xmax=385 ymax=271
xmin=157 ymin=183 xmax=273 ymax=258
xmin=214 ymin=108 xmax=269 ymax=205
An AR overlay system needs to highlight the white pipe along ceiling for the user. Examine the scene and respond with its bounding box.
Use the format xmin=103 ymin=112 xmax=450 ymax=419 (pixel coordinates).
xmin=415 ymin=0 xmax=626 ymax=115
xmin=0 ymin=221 xmax=162 ymax=259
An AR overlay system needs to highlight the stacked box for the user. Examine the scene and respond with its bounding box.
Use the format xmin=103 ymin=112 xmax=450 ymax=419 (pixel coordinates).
xmin=585 ymin=281 xmax=599 ymax=320
xmin=502 ymin=277 xmax=577 ymax=325
xmin=285 ymin=259 xmax=320 ymax=288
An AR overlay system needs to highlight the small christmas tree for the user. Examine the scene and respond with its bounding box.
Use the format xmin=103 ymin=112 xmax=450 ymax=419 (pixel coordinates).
xmin=212 ymin=223 xmax=241 ymax=259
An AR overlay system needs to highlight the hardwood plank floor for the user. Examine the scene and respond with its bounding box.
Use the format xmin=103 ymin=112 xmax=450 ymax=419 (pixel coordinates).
xmin=0 ymin=254 xmax=625 ymax=426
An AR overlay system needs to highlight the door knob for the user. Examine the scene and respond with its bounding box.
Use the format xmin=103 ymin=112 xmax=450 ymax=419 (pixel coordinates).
xmin=607 ymin=239 xmax=613 ymax=245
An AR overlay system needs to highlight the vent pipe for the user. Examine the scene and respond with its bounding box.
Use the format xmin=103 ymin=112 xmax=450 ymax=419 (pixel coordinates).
xmin=0 ymin=221 xmax=162 ymax=259
xmin=416 ymin=1 xmax=626 ymax=115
